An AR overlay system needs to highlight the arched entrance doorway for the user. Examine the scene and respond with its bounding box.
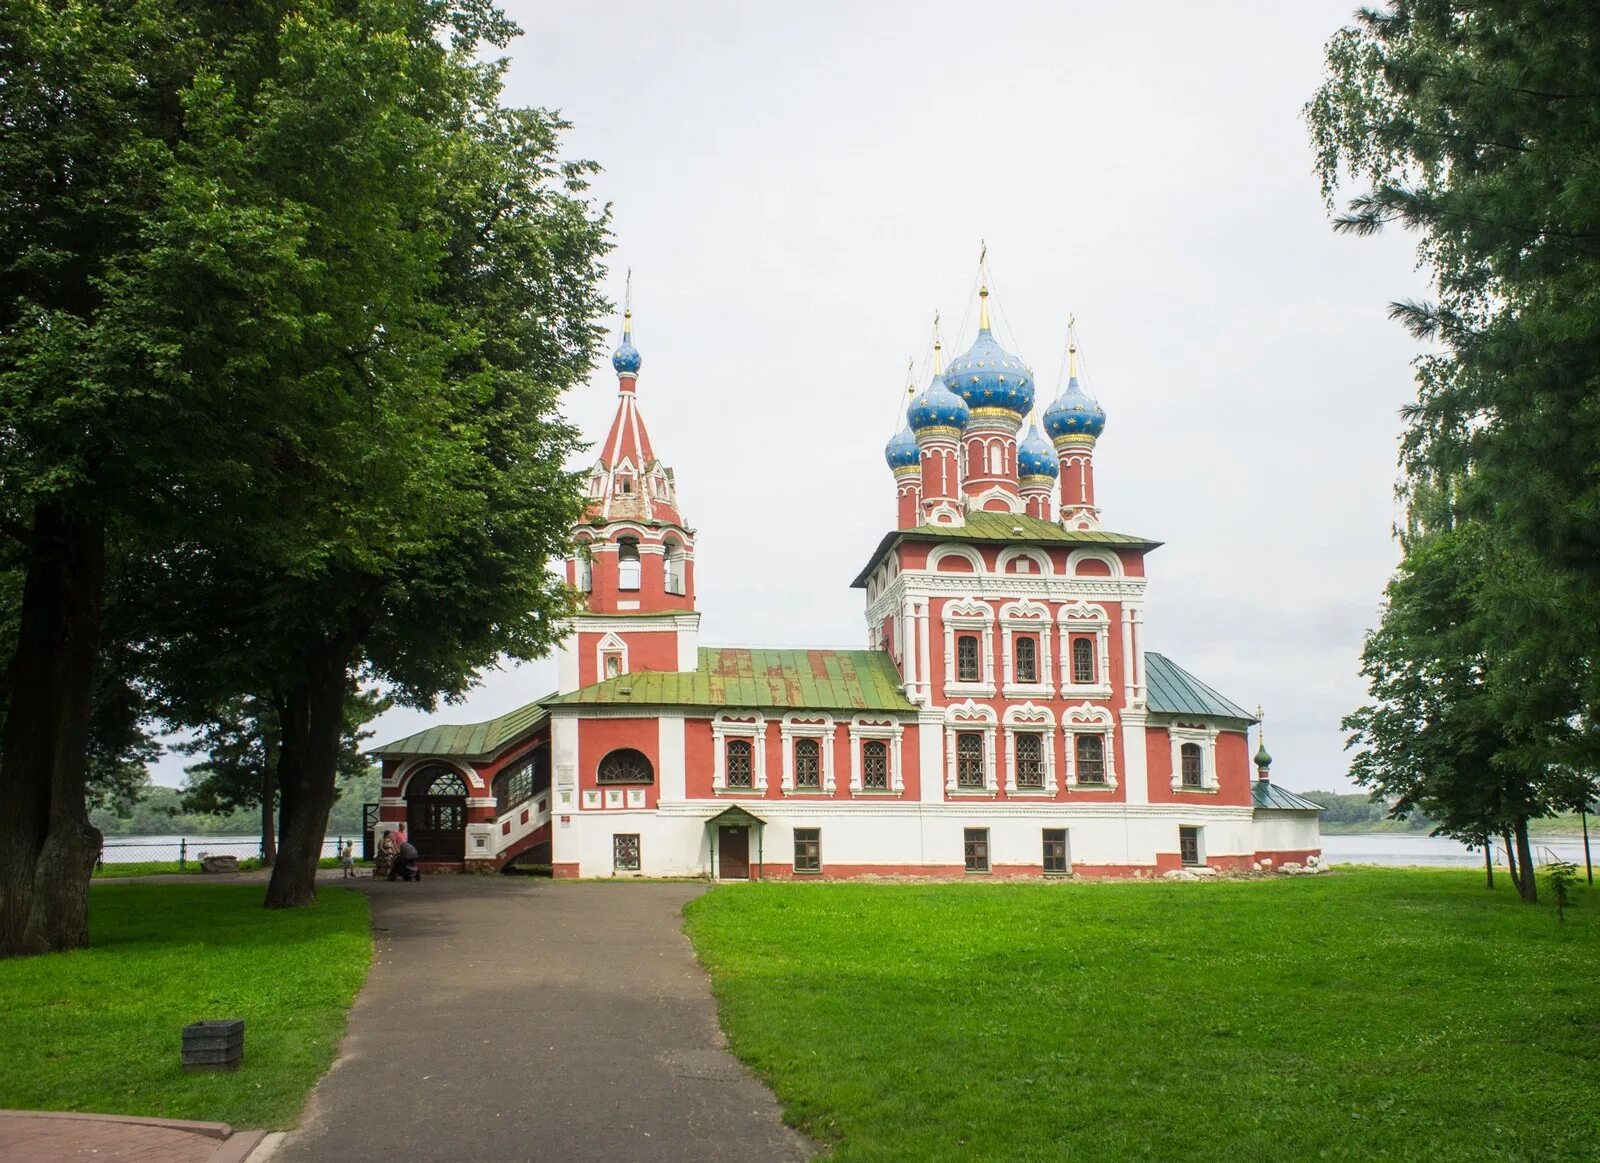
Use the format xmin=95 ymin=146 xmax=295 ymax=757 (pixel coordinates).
xmin=405 ymin=765 xmax=468 ymax=861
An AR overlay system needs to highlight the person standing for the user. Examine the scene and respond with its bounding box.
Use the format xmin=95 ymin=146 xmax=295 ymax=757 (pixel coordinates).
xmin=376 ymin=829 xmax=398 ymax=880
xmin=340 ymin=840 xmax=355 ymax=878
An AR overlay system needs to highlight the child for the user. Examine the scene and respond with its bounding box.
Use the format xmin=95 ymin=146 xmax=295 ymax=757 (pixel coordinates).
xmin=341 ymin=840 xmax=355 ymax=878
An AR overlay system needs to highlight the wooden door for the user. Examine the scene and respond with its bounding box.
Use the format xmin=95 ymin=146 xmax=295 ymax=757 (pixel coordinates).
xmin=408 ymin=797 xmax=466 ymax=861
xmin=718 ymin=826 xmax=750 ymax=880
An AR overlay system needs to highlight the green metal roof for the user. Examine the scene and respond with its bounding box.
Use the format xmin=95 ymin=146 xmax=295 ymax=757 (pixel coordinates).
xmin=550 ymin=647 xmax=917 ymax=713
xmin=1144 ymin=653 xmax=1256 ymax=722
xmin=852 ymin=513 xmax=1161 ymax=587
xmin=1253 ymin=781 xmax=1323 ymax=812
xmin=372 ymin=695 xmax=553 ymax=760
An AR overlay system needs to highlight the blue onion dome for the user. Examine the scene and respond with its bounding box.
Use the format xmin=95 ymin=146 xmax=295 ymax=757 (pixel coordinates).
xmin=1017 ymin=423 xmax=1059 ymax=480
xmin=944 ymin=290 xmax=1034 ymax=422
xmin=885 ymin=423 xmax=920 ymax=471
xmin=908 ymin=371 xmax=969 ymax=436
xmin=1042 ymin=369 xmax=1106 ymax=441
xmin=611 ymin=311 xmax=641 ymax=376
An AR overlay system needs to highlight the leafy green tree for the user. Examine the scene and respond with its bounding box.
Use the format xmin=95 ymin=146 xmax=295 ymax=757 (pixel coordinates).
xmin=1 ymin=0 xmax=603 ymax=952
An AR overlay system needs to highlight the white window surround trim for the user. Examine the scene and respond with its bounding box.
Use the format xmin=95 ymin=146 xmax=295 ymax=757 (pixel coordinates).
xmin=944 ymin=700 xmax=998 ymax=795
xmin=1169 ymin=723 xmax=1221 ymax=792
xmin=848 ymin=717 xmax=905 ymax=794
xmin=712 ymin=713 xmax=768 ymax=794
xmin=779 ymin=713 xmax=836 ymax=794
xmin=1003 ymin=702 xmax=1056 ymax=795
xmin=1063 ymin=701 xmax=1119 ymax=790
xmin=1001 ymin=598 xmax=1054 ymax=697
xmin=1059 ymin=601 xmax=1114 ymax=700
xmin=595 ymin=631 xmax=629 ymax=680
xmin=942 ymin=597 xmax=997 ymax=697
xmin=996 ymin=546 xmax=1053 ymax=576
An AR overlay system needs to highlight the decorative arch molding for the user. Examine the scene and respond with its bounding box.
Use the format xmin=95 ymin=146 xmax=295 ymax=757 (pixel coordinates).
xmin=1068 ymin=548 xmax=1123 ymax=577
xmin=779 ymin=713 xmax=836 ymax=794
xmin=967 ymin=485 xmax=1024 ymax=515
xmin=848 ymin=716 xmax=905 ymax=795
xmin=396 ymin=758 xmax=481 ymax=796
xmin=1000 ymin=598 xmax=1054 ymax=696
xmin=997 ymin=546 xmax=1052 ymax=576
xmin=595 ymin=631 xmax=629 ymax=680
xmin=923 ymin=500 xmax=966 ymax=528
xmin=1058 ymin=601 xmax=1114 ymax=697
xmin=1063 ymin=701 xmax=1118 ymax=789
xmin=929 ymin=544 xmax=984 ymax=573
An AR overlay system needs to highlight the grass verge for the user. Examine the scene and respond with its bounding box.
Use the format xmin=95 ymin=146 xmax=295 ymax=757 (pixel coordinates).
xmin=93 ymin=857 xmax=371 ymax=878
xmin=0 ymin=883 xmax=370 ymax=1128
xmin=685 ymin=868 xmax=1598 ymax=1162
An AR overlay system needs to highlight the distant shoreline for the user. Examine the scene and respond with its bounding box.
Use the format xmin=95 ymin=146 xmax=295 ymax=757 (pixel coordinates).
xmin=1321 ymin=824 xmax=1589 ymax=840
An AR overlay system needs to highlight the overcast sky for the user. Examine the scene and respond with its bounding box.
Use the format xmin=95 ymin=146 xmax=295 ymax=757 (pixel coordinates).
xmin=150 ymin=0 xmax=1426 ymax=794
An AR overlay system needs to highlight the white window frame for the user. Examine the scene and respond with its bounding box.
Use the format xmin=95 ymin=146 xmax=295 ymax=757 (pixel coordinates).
xmin=1001 ymin=598 xmax=1053 ymax=698
xmin=779 ymin=714 xmax=835 ymax=794
xmin=1063 ymin=702 xmax=1118 ymax=789
xmin=942 ymin=598 xmax=996 ymax=697
xmin=594 ymin=632 xmax=629 ymax=681
xmin=1003 ymin=703 xmax=1056 ymax=795
xmin=712 ymin=713 xmax=767 ymax=794
xmin=848 ymin=717 xmax=904 ymax=795
xmin=1169 ymin=722 xmax=1220 ymax=793
xmin=944 ymin=700 xmax=998 ymax=795
xmin=1058 ymin=602 xmax=1113 ymax=700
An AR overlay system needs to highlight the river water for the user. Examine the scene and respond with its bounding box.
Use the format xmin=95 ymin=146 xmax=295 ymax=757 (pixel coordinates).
xmin=98 ymin=831 xmax=1595 ymax=869
xmin=98 ymin=834 xmax=348 ymax=864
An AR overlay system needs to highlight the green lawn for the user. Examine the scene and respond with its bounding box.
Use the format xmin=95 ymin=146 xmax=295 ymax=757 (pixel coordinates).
xmin=93 ymin=857 xmax=370 ymax=878
xmin=684 ymin=869 xmax=1599 ymax=1162
xmin=0 ymin=883 xmax=370 ymax=1129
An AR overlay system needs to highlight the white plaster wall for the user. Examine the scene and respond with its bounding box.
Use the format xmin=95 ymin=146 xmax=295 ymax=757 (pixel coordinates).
xmin=1253 ymin=812 xmax=1321 ymax=852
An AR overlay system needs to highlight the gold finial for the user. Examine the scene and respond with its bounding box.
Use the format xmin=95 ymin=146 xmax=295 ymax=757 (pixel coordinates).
xmin=977 ymin=241 xmax=991 ymax=330
xmin=1256 ymin=704 xmax=1266 ymax=749
xmin=1068 ymin=343 xmax=1077 ymax=380
xmin=906 ymin=358 xmax=915 ymax=398
xmin=931 ymin=310 xmax=945 ymax=375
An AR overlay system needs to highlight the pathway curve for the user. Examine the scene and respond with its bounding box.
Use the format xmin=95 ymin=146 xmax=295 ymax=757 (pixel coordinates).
xmin=275 ymin=878 xmax=813 ymax=1163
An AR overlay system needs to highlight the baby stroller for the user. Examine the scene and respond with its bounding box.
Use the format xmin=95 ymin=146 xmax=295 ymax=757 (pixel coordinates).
xmin=393 ymin=841 xmax=421 ymax=882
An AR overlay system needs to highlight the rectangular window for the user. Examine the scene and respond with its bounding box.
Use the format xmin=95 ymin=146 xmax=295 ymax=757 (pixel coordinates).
xmin=1015 ymin=635 xmax=1039 ymax=683
xmin=794 ymin=738 xmax=821 ymax=789
xmin=1043 ymin=828 xmax=1068 ymax=874
xmin=1180 ymin=743 xmax=1204 ymax=789
xmin=613 ymin=833 xmax=641 ymax=872
xmin=794 ymin=827 xmax=821 ymax=873
xmin=956 ymin=634 xmax=981 ymax=682
xmin=956 ymin=732 xmax=985 ymax=789
xmin=1179 ymin=825 xmax=1201 ymax=866
xmin=1075 ymin=734 xmax=1106 ymax=784
xmin=725 ymin=739 xmax=753 ymax=788
xmin=1014 ymin=733 xmax=1045 ymax=789
xmin=862 ymin=740 xmax=889 ymax=790
xmin=964 ymin=827 xmax=990 ymax=873
xmin=1071 ymin=637 xmax=1096 ymax=685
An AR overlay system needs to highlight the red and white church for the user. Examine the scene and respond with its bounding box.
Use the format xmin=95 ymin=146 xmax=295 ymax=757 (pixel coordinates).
xmin=372 ymin=281 xmax=1321 ymax=878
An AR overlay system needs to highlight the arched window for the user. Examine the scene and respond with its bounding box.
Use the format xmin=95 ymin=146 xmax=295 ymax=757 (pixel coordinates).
xmin=956 ymin=732 xmax=985 ymax=788
xmin=664 ymin=539 xmax=685 ymax=595
xmin=604 ymin=652 xmax=622 ymax=679
xmin=597 ymin=748 xmax=654 ymax=785
xmin=1072 ymin=637 xmax=1095 ymax=685
xmin=725 ymin=740 xmax=753 ymax=788
xmin=1075 ymin=735 xmax=1106 ymax=784
xmin=1180 ymin=742 xmax=1204 ymax=789
xmin=409 ymin=765 xmax=468 ymax=798
xmin=794 ymin=738 xmax=821 ymax=789
xmin=617 ymin=537 xmax=641 ymax=591
xmin=862 ymin=740 xmax=888 ymax=789
xmin=956 ymin=634 xmax=981 ymax=683
xmin=1015 ymin=733 xmax=1044 ymax=788
xmin=1015 ymin=636 xmax=1038 ymax=683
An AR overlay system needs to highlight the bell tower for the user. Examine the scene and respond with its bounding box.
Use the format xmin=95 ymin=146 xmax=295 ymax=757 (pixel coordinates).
xmin=558 ymin=297 xmax=700 ymax=692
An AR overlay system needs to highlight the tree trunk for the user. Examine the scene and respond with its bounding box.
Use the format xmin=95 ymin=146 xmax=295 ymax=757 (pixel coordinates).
xmin=1483 ymin=842 xmax=1493 ymax=890
xmin=259 ymin=729 xmax=278 ymax=867
xmin=1502 ymin=831 xmax=1519 ymax=894
xmin=0 ymin=502 xmax=106 ymax=958
xmin=1583 ymin=809 xmax=1592 ymax=887
xmin=264 ymin=636 xmax=355 ymax=908
xmin=1513 ymin=817 xmax=1537 ymax=904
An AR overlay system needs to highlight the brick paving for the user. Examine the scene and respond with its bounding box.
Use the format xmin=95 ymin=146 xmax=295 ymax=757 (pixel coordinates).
xmin=0 ymin=1110 xmax=264 ymax=1162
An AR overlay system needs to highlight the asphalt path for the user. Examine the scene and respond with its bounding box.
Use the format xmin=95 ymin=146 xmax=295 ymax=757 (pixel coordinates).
xmin=274 ymin=877 xmax=813 ymax=1163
